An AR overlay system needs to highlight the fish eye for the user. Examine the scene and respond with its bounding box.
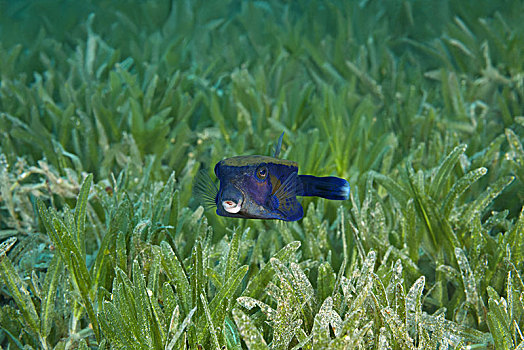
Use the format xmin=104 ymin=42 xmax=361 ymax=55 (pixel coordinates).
xmin=256 ymin=165 xmax=268 ymax=180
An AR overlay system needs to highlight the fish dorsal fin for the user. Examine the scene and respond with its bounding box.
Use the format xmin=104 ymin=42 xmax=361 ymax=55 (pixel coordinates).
xmin=273 ymin=132 xmax=284 ymax=158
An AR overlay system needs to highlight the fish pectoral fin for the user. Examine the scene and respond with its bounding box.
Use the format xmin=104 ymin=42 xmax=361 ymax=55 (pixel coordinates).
xmin=272 ymin=171 xmax=300 ymax=199
xmin=193 ymin=169 xmax=218 ymax=209
xmin=271 ymin=172 xmax=303 ymax=221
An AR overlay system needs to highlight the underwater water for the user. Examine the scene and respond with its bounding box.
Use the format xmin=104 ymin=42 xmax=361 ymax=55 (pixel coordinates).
xmin=0 ymin=0 xmax=523 ymax=348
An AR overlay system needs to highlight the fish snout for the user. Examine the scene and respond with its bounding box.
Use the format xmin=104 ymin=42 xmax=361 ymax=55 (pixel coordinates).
xmin=219 ymin=184 xmax=244 ymax=214
xmin=222 ymin=199 xmax=243 ymax=213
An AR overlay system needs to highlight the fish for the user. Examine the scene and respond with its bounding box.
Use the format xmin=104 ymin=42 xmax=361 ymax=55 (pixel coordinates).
xmin=194 ymin=132 xmax=350 ymax=221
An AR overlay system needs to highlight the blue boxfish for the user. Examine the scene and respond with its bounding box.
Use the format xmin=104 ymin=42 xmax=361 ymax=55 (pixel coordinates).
xmin=195 ymin=133 xmax=349 ymax=221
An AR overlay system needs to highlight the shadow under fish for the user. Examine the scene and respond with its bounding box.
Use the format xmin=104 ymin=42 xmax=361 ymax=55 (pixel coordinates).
xmin=194 ymin=133 xmax=349 ymax=221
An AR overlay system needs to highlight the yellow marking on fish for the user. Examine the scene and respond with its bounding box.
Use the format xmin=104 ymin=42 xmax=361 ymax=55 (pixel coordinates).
xmin=255 ymin=181 xmax=266 ymax=189
xmin=269 ymin=174 xmax=281 ymax=195
xmin=221 ymin=155 xmax=297 ymax=168
xmin=269 ymin=173 xmax=296 ymax=212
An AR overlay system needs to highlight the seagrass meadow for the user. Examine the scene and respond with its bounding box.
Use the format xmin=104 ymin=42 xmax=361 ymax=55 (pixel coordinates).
xmin=0 ymin=0 xmax=523 ymax=349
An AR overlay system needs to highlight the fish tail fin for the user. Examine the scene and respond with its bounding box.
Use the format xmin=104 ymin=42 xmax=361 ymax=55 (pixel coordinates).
xmin=298 ymin=175 xmax=350 ymax=200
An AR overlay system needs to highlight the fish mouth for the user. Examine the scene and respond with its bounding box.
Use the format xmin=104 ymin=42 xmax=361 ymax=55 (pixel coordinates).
xmin=222 ymin=198 xmax=243 ymax=214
